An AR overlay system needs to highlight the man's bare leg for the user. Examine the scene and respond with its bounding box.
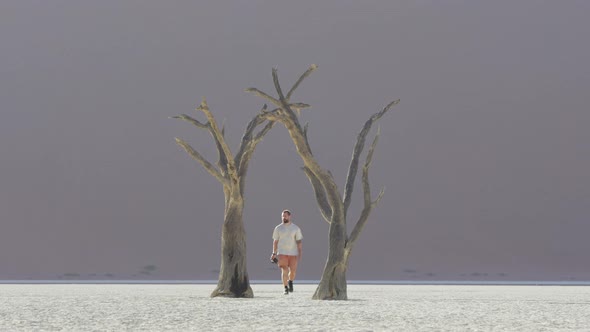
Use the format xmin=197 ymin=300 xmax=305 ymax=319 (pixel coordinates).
xmin=288 ymin=257 xmax=298 ymax=292
xmin=281 ymin=266 xmax=289 ymax=294
xmin=288 ymin=266 xmax=297 ymax=282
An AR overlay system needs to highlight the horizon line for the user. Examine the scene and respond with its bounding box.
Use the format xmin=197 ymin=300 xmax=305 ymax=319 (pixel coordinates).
xmin=1 ymin=280 xmax=590 ymax=286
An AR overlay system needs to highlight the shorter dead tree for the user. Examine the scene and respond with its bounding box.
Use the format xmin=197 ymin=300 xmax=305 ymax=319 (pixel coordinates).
xmin=247 ymin=65 xmax=399 ymax=300
xmin=172 ymin=99 xmax=275 ymax=298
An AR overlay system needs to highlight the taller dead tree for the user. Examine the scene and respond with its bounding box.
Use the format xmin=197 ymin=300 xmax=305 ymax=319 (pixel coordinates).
xmin=247 ymin=65 xmax=399 ymax=300
xmin=172 ymin=99 xmax=276 ymax=298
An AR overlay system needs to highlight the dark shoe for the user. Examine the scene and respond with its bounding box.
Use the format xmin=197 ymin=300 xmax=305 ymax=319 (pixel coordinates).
xmin=288 ymin=280 xmax=294 ymax=292
xmin=284 ymin=286 xmax=289 ymax=295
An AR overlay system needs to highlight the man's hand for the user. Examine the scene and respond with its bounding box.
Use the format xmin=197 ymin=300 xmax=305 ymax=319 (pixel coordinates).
xmin=270 ymin=253 xmax=278 ymax=264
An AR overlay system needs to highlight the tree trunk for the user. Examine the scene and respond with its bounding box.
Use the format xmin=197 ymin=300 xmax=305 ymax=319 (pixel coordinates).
xmin=312 ymin=218 xmax=349 ymax=300
xmin=312 ymin=259 xmax=348 ymax=300
xmin=210 ymin=197 xmax=253 ymax=298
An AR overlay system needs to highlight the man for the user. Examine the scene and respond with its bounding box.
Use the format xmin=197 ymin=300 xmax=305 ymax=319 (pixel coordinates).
xmin=270 ymin=209 xmax=303 ymax=295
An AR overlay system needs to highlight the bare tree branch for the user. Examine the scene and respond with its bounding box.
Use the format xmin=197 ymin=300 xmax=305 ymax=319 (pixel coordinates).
xmin=235 ymin=108 xmax=269 ymax=170
xmin=373 ymin=188 xmax=386 ymax=208
xmin=233 ymin=110 xmax=275 ymax=185
xmin=347 ymin=129 xmax=384 ymax=248
xmin=175 ymin=137 xmax=227 ymax=184
xmin=244 ymin=88 xmax=281 ymax=106
xmin=244 ymin=88 xmax=311 ymax=116
xmin=197 ymin=98 xmax=239 ymax=183
xmin=254 ymin=120 xmax=274 ymax=142
xmin=248 ymin=66 xmax=347 ymax=234
xmin=172 ymin=111 xmax=228 ymax=176
xmin=266 ymin=67 xmax=344 ymax=218
xmin=250 ymin=105 xmax=276 ymax=145
xmin=286 ymin=64 xmax=318 ymax=100
xmin=272 ymin=67 xmax=287 ymax=101
xmin=342 ymin=99 xmax=400 ymax=216
xmin=232 ymin=104 xmax=278 ymax=194
xmin=271 ymin=68 xmax=306 ymax=133
xmin=237 ymin=119 xmax=275 ymax=196
xmin=303 ymin=122 xmax=313 ymax=156
xmin=262 ymin=109 xmax=283 ymax=125
xmin=289 ymin=102 xmax=311 ymax=109
xmin=302 ymin=166 xmax=332 ymax=223
xmin=170 ymin=114 xmax=208 ymax=129
xmin=212 ymin=129 xmax=229 ymax=176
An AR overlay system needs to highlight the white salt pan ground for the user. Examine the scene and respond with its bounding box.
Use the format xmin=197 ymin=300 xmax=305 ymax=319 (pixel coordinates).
xmin=1 ymin=284 xmax=589 ymax=331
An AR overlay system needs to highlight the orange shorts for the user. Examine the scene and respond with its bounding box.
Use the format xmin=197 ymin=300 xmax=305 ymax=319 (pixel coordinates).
xmin=278 ymin=255 xmax=298 ymax=269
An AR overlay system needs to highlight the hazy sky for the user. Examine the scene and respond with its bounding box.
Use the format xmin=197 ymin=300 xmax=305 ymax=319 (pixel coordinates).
xmin=1 ymin=1 xmax=589 ymax=281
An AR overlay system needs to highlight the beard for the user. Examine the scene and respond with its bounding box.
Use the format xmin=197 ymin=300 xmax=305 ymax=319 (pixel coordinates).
xmin=283 ymin=218 xmax=289 ymax=223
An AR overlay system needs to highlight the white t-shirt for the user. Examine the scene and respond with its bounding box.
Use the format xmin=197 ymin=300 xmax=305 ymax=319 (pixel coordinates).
xmin=272 ymin=223 xmax=303 ymax=256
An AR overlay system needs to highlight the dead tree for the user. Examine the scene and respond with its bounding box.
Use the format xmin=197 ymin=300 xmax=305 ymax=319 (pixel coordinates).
xmin=172 ymin=98 xmax=276 ymax=298
xmin=247 ymin=65 xmax=399 ymax=300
